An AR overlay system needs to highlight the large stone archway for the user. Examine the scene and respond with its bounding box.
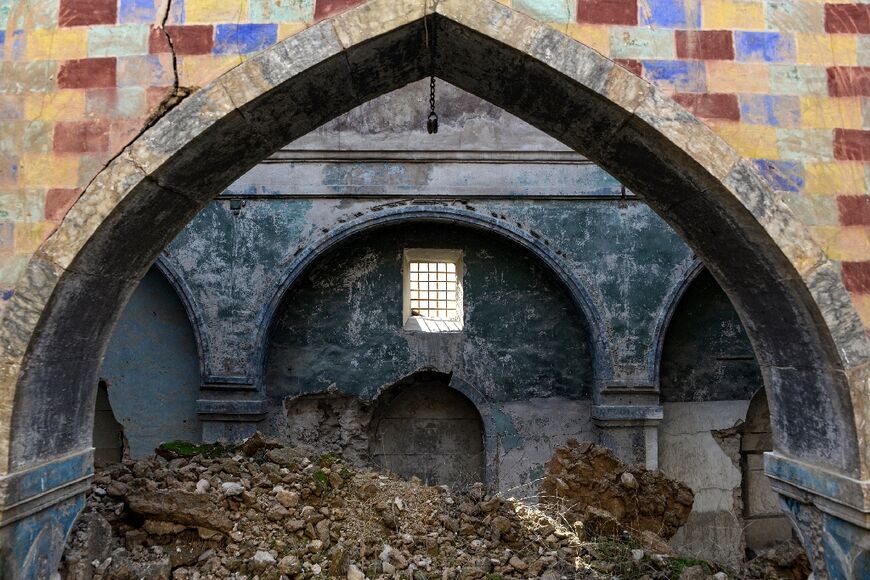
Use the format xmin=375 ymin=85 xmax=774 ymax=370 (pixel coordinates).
xmin=0 ymin=0 xmax=867 ymax=576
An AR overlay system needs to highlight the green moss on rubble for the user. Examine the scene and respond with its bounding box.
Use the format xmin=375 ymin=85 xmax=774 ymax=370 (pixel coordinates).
xmin=156 ymin=440 xmax=234 ymax=459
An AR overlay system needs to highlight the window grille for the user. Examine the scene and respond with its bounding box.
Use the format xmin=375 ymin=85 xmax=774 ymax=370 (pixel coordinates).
xmin=409 ymin=261 xmax=458 ymax=320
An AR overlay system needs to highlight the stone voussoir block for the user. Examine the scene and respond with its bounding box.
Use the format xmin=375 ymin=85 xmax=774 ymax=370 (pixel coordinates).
xmin=331 ymin=0 xmax=430 ymax=49
xmin=804 ymin=259 xmax=870 ymax=368
xmin=528 ymin=25 xmax=614 ymax=97
xmin=631 ymin=89 xmax=740 ymax=182
xmin=124 ymin=85 xmax=236 ymax=182
xmin=219 ymin=21 xmax=344 ymax=111
xmin=0 ymin=254 xmax=64 ymax=362
xmin=39 ymin=153 xmax=147 ymax=272
xmin=436 ymin=0 xmax=542 ymax=54
xmin=723 ymin=159 xmax=828 ymax=278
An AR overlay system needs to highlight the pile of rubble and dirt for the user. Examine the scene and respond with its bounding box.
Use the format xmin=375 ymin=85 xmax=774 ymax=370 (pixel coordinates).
xmin=60 ymin=436 xmax=806 ymax=579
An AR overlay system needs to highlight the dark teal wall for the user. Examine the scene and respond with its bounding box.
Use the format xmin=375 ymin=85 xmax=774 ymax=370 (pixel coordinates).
xmin=265 ymin=223 xmax=593 ymax=408
xmin=100 ymin=268 xmax=201 ymax=457
xmin=660 ymin=270 xmax=762 ymax=402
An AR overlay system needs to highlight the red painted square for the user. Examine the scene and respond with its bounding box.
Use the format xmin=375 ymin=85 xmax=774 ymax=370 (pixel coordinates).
xmin=314 ymin=0 xmax=366 ymax=20
xmin=149 ymin=25 xmax=214 ymax=55
xmin=842 ymin=261 xmax=870 ymax=293
xmin=59 ymin=0 xmax=116 ymax=26
xmin=58 ymin=58 xmax=117 ymax=89
xmin=838 ymin=196 xmax=870 ymax=225
xmin=615 ymin=59 xmax=642 ymax=76
xmin=834 ymin=129 xmax=870 ymax=161
xmin=577 ymin=0 xmax=638 ymax=25
xmin=827 ymin=66 xmax=870 ymax=97
xmin=53 ymin=120 xmax=110 ymax=154
xmin=825 ymin=4 xmax=870 ymax=33
xmin=44 ymin=188 xmax=80 ymax=221
xmin=675 ymin=30 xmax=734 ymax=60
xmin=673 ymin=93 xmax=740 ymax=121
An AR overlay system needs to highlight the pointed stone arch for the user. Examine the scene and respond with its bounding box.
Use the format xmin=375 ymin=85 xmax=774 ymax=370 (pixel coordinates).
xmin=0 ymin=0 xmax=868 ymax=575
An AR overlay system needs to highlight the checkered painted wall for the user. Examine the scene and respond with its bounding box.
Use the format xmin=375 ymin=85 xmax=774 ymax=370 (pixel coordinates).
xmin=0 ymin=0 xmax=867 ymax=325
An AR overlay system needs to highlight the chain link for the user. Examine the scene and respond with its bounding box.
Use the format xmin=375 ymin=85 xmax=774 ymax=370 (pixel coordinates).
xmin=426 ymin=9 xmax=438 ymax=134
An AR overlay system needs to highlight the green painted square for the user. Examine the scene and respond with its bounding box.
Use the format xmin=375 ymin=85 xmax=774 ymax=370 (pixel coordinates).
xmin=0 ymin=255 xmax=28 ymax=287
xmin=513 ymin=0 xmax=575 ymax=23
xmin=859 ymin=37 xmax=870 ymax=67
xmin=768 ymin=65 xmax=827 ymax=96
xmin=249 ymin=0 xmax=314 ymax=22
xmin=765 ymin=1 xmax=824 ymax=33
xmin=29 ymin=0 xmax=59 ymax=28
xmin=88 ymin=24 xmax=150 ymax=58
xmin=0 ymin=0 xmax=11 ymax=29
xmin=782 ymin=192 xmax=837 ymax=227
xmin=22 ymin=121 xmax=52 ymax=153
xmin=777 ymin=129 xmax=835 ymax=162
xmin=0 ymin=191 xmax=44 ymax=221
xmin=610 ymin=28 xmax=675 ymax=60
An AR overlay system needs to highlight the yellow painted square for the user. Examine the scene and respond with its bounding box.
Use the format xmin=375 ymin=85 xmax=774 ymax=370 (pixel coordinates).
xmin=19 ymin=154 xmax=79 ymax=188
xmin=185 ymin=0 xmax=249 ymax=23
xmin=278 ymin=22 xmax=309 ymax=41
xmin=708 ymin=121 xmax=779 ymax=158
xmin=13 ymin=221 xmax=57 ymax=255
xmin=26 ymin=28 xmax=88 ymax=61
xmin=810 ymin=225 xmax=870 ymax=261
xmin=706 ymin=62 xmax=769 ymax=94
xmin=24 ymin=91 xmax=86 ymax=121
xmin=179 ymin=54 xmax=242 ymax=88
xmin=702 ymin=0 xmax=765 ymax=30
xmin=804 ymin=161 xmax=867 ymax=195
xmin=800 ymin=96 xmax=863 ymax=129
xmin=564 ymin=24 xmax=610 ymax=56
xmin=796 ymin=34 xmax=858 ymax=66
xmin=849 ymin=293 xmax=870 ymax=329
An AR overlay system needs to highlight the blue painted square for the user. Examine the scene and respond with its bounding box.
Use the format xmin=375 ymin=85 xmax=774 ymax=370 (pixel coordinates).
xmin=120 ymin=0 xmax=158 ymax=23
xmin=642 ymin=60 xmax=706 ymax=93
xmin=214 ymin=23 xmax=277 ymax=55
xmin=640 ymin=0 xmax=700 ymax=28
xmin=753 ymin=159 xmax=805 ymax=193
xmin=0 ymin=30 xmax=5 ymax=47
xmin=735 ymin=31 xmax=795 ymax=63
xmin=740 ymin=94 xmax=800 ymax=127
xmin=168 ymin=0 xmax=185 ymax=23
xmin=1 ymin=289 xmax=13 ymax=301
xmin=10 ymin=29 xmax=24 ymax=61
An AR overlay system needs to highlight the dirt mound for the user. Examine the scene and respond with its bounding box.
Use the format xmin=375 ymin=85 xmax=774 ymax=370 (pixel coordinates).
xmin=540 ymin=440 xmax=694 ymax=540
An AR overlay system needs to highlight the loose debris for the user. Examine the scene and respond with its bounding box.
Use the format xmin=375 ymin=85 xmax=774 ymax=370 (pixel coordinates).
xmin=60 ymin=436 xmax=806 ymax=579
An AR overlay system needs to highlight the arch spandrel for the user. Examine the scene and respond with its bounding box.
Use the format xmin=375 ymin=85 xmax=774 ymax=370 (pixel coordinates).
xmin=0 ymin=4 xmax=867 ymax=575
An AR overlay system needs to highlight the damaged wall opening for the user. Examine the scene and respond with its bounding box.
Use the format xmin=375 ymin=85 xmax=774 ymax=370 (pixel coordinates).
xmin=369 ymin=372 xmax=484 ymax=487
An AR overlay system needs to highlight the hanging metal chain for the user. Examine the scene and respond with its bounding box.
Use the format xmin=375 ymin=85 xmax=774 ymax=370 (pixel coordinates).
xmin=426 ymin=8 xmax=438 ymax=134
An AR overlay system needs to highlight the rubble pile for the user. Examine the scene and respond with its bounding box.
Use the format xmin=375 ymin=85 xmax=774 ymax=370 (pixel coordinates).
xmin=540 ymin=440 xmax=695 ymax=540
xmin=59 ymin=436 xmax=793 ymax=579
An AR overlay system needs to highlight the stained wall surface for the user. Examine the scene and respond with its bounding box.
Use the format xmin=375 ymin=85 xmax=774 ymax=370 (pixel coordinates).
xmin=0 ymin=0 xmax=867 ymax=331
xmin=99 ymin=267 xmax=201 ymax=458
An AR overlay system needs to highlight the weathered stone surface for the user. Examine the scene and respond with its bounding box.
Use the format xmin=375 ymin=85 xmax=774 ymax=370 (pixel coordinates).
xmin=332 ymin=0 xmax=428 ymax=49
xmin=528 ymin=26 xmax=614 ymax=96
xmin=437 ymin=0 xmax=542 ymax=53
xmin=125 ymin=490 xmax=233 ymax=532
xmin=540 ymin=440 xmax=694 ymax=539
